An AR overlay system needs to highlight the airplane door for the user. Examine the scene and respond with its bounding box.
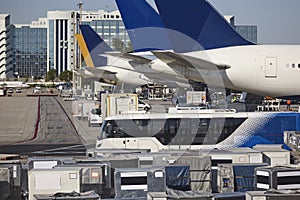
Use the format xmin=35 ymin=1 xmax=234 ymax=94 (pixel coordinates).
xmin=265 ymin=57 xmax=277 ymax=78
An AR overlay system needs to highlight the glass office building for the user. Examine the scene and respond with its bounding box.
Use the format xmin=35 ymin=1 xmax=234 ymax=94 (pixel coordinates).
xmin=225 ymin=15 xmax=257 ymax=44
xmin=13 ymin=20 xmax=47 ymax=78
xmin=235 ymin=25 xmax=258 ymax=43
xmin=81 ymin=10 xmax=129 ymax=51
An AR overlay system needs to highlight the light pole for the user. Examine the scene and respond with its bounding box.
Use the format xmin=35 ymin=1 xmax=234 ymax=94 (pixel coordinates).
xmin=77 ymin=1 xmax=83 ymax=91
xmin=77 ymin=1 xmax=83 ymax=70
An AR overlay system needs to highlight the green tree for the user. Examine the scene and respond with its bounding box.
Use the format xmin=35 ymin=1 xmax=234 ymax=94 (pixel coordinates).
xmin=125 ymin=41 xmax=133 ymax=53
xmin=46 ymin=69 xmax=57 ymax=83
xmin=59 ymin=70 xmax=73 ymax=81
xmin=112 ymin=38 xmax=124 ymax=52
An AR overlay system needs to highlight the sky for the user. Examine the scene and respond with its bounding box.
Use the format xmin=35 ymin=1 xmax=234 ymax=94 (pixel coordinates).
xmin=0 ymin=0 xmax=300 ymax=44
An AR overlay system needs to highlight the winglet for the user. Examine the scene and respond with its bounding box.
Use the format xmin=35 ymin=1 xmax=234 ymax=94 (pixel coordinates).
xmin=115 ymin=0 xmax=172 ymax=52
xmin=154 ymin=0 xmax=255 ymax=52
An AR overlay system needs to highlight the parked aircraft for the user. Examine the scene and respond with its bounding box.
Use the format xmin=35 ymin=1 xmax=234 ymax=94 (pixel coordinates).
xmin=76 ymin=25 xmax=190 ymax=88
xmin=75 ymin=25 xmax=151 ymax=86
xmin=0 ymin=81 xmax=30 ymax=88
xmin=116 ymin=0 xmax=300 ymax=99
xmin=152 ymin=0 xmax=300 ymax=98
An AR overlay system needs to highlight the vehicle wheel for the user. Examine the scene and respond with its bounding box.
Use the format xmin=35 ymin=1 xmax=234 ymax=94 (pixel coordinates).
xmin=144 ymin=107 xmax=150 ymax=112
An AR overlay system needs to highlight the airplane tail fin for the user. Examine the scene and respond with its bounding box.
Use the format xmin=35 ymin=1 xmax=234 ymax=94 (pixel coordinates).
xmin=115 ymin=0 xmax=172 ymax=52
xmin=154 ymin=0 xmax=255 ymax=52
xmin=76 ymin=25 xmax=113 ymax=67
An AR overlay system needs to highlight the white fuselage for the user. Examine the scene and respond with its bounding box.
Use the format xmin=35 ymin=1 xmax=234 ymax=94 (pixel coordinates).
xmin=151 ymin=45 xmax=300 ymax=97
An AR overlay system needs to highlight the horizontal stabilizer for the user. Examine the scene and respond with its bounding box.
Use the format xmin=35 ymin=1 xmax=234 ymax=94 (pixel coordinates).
xmin=84 ymin=66 xmax=117 ymax=75
xmin=74 ymin=67 xmax=117 ymax=80
xmin=152 ymin=51 xmax=230 ymax=70
xmin=104 ymin=52 xmax=152 ymax=64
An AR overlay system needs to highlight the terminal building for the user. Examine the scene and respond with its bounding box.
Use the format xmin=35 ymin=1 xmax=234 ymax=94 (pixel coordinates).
xmin=225 ymin=15 xmax=257 ymax=44
xmin=0 ymin=11 xmax=257 ymax=79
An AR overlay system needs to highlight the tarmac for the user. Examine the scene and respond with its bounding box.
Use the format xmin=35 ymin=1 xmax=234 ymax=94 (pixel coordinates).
xmin=0 ymin=88 xmax=299 ymax=152
xmin=0 ymin=93 xmax=38 ymax=145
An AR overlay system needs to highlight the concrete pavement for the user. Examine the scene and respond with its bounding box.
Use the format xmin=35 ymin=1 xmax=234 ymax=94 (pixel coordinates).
xmin=0 ymin=96 xmax=38 ymax=145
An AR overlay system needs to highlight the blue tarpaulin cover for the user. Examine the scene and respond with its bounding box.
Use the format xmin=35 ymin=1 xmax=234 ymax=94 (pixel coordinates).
xmin=166 ymin=165 xmax=191 ymax=191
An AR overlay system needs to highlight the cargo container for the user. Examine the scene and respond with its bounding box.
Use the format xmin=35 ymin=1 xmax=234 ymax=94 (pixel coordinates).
xmin=255 ymin=166 xmax=300 ymax=190
xmin=114 ymin=167 xmax=166 ymax=199
xmin=217 ymin=163 xmax=268 ymax=193
xmin=246 ymin=190 xmax=300 ymax=200
xmin=28 ymin=168 xmax=81 ymax=200
xmin=253 ymin=144 xmax=290 ymax=166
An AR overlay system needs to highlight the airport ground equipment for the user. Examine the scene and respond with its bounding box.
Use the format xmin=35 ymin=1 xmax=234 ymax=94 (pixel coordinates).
xmin=147 ymin=192 xmax=168 ymax=200
xmin=212 ymin=192 xmax=245 ymax=200
xmin=0 ymin=160 xmax=23 ymax=199
xmin=114 ymin=167 xmax=166 ymax=199
xmin=86 ymin=148 xmax=149 ymax=159
xmin=96 ymin=110 xmax=300 ymax=152
xmin=217 ymin=163 xmax=268 ymax=193
xmin=0 ymin=167 xmax=13 ymax=199
xmin=158 ymin=148 xmax=262 ymax=193
xmin=253 ymin=144 xmax=290 ymax=166
xmin=246 ymin=190 xmax=300 ymax=200
xmin=167 ymin=188 xmax=213 ymax=200
xmin=255 ymin=165 xmax=300 ymax=190
xmin=170 ymin=154 xmax=211 ymax=192
xmin=54 ymin=161 xmax=106 ymax=197
xmin=284 ymin=131 xmax=300 ymax=164
xmin=101 ymin=93 xmax=138 ymax=119
xmin=147 ymin=190 xmax=213 ymax=200
xmin=284 ymin=131 xmax=300 ymax=150
xmin=72 ymin=100 xmax=99 ymax=120
xmin=33 ymin=191 xmax=100 ymax=200
xmin=93 ymin=154 xmax=139 ymax=198
xmin=186 ymin=91 xmax=206 ymax=105
xmin=208 ymin=148 xmax=263 ymax=193
xmin=165 ymin=165 xmax=191 ymax=191
xmin=27 ymin=157 xmax=74 ymax=171
xmin=28 ymin=168 xmax=81 ymax=200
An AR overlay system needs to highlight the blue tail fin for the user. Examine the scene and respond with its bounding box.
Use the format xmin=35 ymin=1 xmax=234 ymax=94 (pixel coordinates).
xmin=78 ymin=25 xmax=113 ymax=67
xmin=154 ymin=0 xmax=255 ymax=52
xmin=115 ymin=0 xmax=172 ymax=52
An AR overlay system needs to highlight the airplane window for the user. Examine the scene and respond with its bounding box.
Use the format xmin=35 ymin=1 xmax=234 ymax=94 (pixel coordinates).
xmin=298 ymin=64 xmax=300 ymax=68
xmin=292 ymin=63 xmax=295 ymax=68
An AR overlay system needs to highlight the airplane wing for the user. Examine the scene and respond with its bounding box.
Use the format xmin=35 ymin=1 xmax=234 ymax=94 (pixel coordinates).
xmin=152 ymin=51 xmax=230 ymax=70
